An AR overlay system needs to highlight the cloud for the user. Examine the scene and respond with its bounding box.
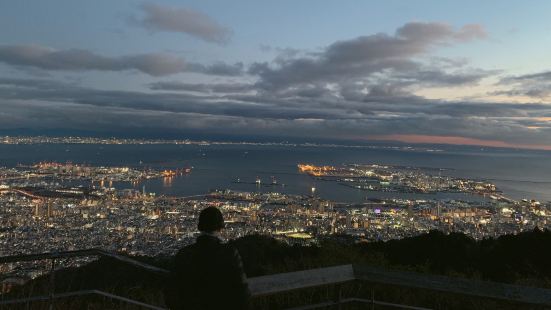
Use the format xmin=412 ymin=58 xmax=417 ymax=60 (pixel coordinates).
xmin=132 ymin=3 xmax=231 ymax=44
xmin=250 ymin=22 xmax=488 ymax=91
xmin=187 ymin=62 xmax=245 ymax=76
xmin=496 ymin=70 xmax=551 ymax=99
xmin=393 ymin=68 xmax=496 ymax=87
xmin=508 ymin=71 xmax=551 ymax=81
xmin=5 ymin=22 xmax=547 ymax=149
xmin=0 ymin=44 xmax=243 ymax=76
xmin=149 ymin=81 xmax=253 ymax=93
xmin=2 ymin=77 xmax=551 ymax=147
xmin=395 ymin=22 xmax=487 ymax=42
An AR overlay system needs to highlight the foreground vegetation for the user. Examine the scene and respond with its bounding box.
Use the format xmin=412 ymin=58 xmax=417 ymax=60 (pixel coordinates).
xmin=4 ymin=228 xmax=551 ymax=309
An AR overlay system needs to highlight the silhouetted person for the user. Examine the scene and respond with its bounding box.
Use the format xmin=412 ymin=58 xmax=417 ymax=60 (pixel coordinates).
xmin=165 ymin=207 xmax=250 ymax=310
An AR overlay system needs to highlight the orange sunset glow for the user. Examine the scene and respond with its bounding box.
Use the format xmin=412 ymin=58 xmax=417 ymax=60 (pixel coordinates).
xmin=368 ymin=134 xmax=551 ymax=151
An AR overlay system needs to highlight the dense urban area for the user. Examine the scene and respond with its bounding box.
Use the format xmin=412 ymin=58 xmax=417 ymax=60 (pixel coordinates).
xmin=1 ymin=158 xmax=549 ymax=282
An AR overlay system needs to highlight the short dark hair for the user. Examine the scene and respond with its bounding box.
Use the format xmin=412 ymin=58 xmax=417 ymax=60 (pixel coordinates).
xmin=198 ymin=207 xmax=225 ymax=232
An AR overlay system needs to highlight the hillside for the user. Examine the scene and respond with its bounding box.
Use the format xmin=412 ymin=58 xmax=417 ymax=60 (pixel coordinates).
xmin=5 ymin=228 xmax=551 ymax=309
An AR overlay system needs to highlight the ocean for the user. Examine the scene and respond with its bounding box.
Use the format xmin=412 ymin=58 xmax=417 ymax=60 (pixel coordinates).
xmin=0 ymin=143 xmax=550 ymax=203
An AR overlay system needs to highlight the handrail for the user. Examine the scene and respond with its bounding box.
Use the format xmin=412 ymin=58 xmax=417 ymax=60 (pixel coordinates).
xmin=0 ymin=248 xmax=169 ymax=275
xmin=0 ymin=249 xmax=170 ymax=309
xmin=353 ymin=264 xmax=551 ymax=307
xmin=0 ymin=290 xmax=166 ymax=310
xmin=249 ymin=264 xmax=551 ymax=306
xmin=249 ymin=264 xmax=355 ymax=296
xmin=286 ymin=298 xmax=432 ymax=310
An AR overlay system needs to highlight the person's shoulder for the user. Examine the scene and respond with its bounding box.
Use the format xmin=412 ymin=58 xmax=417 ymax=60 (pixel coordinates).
xmin=222 ymin=242 xmax=242 ymax=259
xmin=171 ymin=243 xmax=198 ymax=273
xmin=174 ymin=243 xmax=197 ymax=260
xmin=223 ymin=241 xmax=237 ymax=251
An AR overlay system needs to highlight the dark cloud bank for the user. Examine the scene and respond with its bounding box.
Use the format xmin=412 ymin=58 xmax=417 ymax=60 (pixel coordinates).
xmin=0 ymin=45 xmax=243 ymax=76
xmin=1 ymin=21 xmax=550 ymax=147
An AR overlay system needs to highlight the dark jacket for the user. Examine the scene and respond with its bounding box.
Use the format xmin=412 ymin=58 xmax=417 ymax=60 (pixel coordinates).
xmin=165 ymin=234 xmax=250 ymax=310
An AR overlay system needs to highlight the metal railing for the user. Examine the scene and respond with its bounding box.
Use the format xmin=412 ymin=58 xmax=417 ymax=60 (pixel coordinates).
xmin=2 ymin=250 xmax=551 ymax=309
xmin=0 ymin=290 xmax=166 ymax=310
xmin=249 ymin=264 xmax=551 ymax=309
xmin=0 ymin=249 xmax=168 ymax=309
xmin=0 ymin=248 xmax=169 ymax=274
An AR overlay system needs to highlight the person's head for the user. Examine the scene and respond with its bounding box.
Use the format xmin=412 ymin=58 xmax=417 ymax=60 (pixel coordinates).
xmin=198 ymin=206 xmax=225 ymax=233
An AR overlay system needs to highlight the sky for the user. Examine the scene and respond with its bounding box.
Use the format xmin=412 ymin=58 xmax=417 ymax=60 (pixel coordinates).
xmin=2 ymin=1 xmax=551 ymax=149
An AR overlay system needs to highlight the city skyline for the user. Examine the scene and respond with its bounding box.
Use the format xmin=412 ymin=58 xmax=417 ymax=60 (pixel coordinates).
xmin=2 ymin=1 xmax=551 ymax=149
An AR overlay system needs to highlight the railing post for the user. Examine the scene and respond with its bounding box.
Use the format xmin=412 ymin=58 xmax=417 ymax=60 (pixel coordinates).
xmin=333 ymin=284 xmax=342 ymax=310
xmin=48 ymin=258 xmax=56 ymax=310
xmin=371 ymin=289 xmax=375 ymax=310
